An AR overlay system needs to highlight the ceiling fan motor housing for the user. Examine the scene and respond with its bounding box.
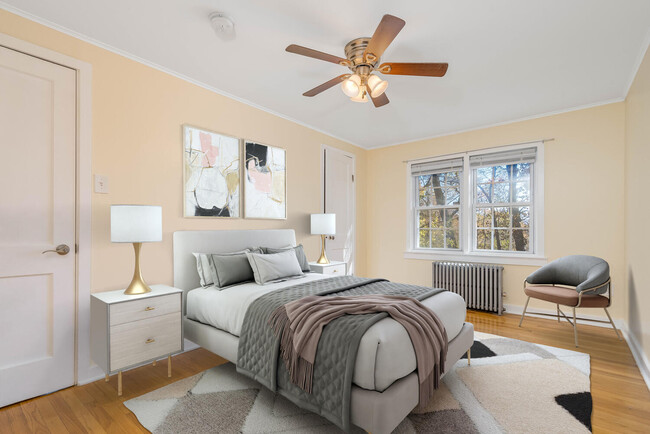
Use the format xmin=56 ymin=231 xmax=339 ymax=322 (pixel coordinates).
xmin=344 ymin=38 xmax=380 ymax=73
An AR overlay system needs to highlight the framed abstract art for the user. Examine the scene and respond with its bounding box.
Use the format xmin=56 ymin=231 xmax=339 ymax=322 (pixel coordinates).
xmin=244 ymin=140 xmax=286 ymax=219
xmin=183 ymin=125 xmax=240 ymax=218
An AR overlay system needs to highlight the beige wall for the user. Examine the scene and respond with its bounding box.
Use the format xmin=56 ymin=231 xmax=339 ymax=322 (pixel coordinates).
xmin=0 ymin=10 xmax=368 ymax=292
xmin=365 ymin=103 xmax=627 ymax=320
xmin=625 ymin=46 xmax=650 ymax=360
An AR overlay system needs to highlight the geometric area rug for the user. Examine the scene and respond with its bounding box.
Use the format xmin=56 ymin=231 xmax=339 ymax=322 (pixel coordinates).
xmin=124 ymin=332 xmax=591 ymax=433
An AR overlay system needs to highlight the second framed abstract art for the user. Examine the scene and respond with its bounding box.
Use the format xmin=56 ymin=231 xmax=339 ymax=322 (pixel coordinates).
xmin=244 ymin=140 xmax=287 ymax=219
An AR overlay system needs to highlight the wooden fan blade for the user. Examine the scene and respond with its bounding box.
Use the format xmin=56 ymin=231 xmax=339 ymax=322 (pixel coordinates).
xmin=369 ymin=92 xmax=389 ymax=108
xmin=379 ymin=62 xmax=448 ymax=77
xmin=286 ymin=44 xmax=346 ymax=65
xmin=303 ymin=75 xmax=348 ymax=97
xmin=364 ymin=15 xmax=406 ymax=59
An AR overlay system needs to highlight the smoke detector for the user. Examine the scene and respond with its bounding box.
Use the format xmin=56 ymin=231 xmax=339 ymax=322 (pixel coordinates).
xmin=210 ymin=12 xmax=235 ymax=41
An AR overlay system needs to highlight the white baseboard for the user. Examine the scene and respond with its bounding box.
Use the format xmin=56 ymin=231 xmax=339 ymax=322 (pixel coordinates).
xmin=503 ymin=303 xmax=625 ymax=329
xmin=621 ymin=322 xmax=650 ymax=392
xmin=77 ymin=338 xmax=201 ymax=385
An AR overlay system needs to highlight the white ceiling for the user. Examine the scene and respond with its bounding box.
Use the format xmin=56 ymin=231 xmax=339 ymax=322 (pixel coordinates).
xmin=4 ymin=0 xmax=650 ymax=148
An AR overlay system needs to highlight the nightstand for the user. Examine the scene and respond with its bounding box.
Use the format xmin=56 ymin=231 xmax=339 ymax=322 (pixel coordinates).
xmin=90 ymin=285 xmax=183 ymax=396
xmin=309 ymin=261 xmax=347 ymax=275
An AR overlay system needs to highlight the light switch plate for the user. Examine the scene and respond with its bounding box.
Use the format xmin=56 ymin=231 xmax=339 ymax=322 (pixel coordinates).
xmin=94 ymin=174 xmax=109 ymax=194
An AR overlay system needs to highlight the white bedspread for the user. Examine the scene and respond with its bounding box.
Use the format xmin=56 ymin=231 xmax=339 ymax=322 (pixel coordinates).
xmin=186 ymin=273 xmax=331 ymax=336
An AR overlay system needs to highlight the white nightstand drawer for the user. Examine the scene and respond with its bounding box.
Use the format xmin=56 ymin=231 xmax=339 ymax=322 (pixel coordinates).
xmin=109 ymin=312 xmax=181 ymax=371
xmin=110 ymin=293 xmax=180 ymax=326
xmin=321 ymin=264 xmax=346 ymax=275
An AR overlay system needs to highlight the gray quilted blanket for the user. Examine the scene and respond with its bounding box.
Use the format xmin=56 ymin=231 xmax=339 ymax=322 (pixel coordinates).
xmin=236 ymin=275 xmax=444 ymax=432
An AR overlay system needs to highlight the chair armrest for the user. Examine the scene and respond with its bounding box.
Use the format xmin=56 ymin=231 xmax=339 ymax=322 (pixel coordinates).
xmin=576 ymin=262 xmax=609 ymax=293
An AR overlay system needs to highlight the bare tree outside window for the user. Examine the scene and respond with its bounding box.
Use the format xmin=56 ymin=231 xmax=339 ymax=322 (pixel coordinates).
xmin=416 ymin=171 xmax=461 ymax=249
xmin=474 ymin=163 xmax=531 ymax=252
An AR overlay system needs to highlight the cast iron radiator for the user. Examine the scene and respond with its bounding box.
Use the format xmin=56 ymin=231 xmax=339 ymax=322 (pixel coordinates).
xmin=432 ymin=261 xmax=504 ymax=315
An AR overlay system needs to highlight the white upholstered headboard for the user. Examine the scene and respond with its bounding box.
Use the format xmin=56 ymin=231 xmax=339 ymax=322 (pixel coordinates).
xmin=173 ymin=229 xmax=297 ymax=309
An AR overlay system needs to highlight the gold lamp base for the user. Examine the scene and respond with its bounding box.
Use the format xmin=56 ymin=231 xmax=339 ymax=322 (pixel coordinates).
xmin=124 ymin=242 xmax=152 ymax=295
xmin=316 ymin=234 xmax=330 ymax=264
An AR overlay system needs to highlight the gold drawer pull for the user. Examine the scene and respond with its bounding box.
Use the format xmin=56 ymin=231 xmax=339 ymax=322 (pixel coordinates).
xmin=332 ymin=269 xmax=338 ymax=273
xmin=145 ymin=306 xmax=155 ymax=311
xmin=145 ymin=338 xmax=155 ymax=344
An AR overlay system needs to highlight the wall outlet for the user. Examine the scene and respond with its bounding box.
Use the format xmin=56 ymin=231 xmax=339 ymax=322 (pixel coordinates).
xmin=94 ymin=174 xmax=109 ymax=194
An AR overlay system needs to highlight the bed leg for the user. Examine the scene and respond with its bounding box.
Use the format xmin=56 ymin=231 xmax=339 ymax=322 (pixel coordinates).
xmin=168 ymin=355 xmax=172 ymax=378
xmin=467 ymin=348 xmax=471 ymax=366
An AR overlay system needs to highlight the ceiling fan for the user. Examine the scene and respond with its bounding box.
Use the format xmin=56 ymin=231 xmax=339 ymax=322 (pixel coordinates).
xmin=286 ymin=14 xmax=448 ymax=108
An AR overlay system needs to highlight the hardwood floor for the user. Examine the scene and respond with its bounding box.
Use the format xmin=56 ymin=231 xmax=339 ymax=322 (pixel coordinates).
xmin=1 ymin=312 xmax=648 ymax=433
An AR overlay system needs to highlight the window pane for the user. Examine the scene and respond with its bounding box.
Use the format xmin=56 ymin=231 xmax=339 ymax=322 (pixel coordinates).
xmin=476 ymin=207 xmax=492 ymax=228
xmin=431 ymin=230 xmax=444 ymax=248
xmin=476 ymin=183 xmax=492 ymax=203
xmin=431 ymin=173 xmax=444 ymax=187
xmin=512 ymin=207 xmax=530 ymax=228
xmin=493 ymin=207 xmax=510 ymax=228
xmin=446 ymin=172 xmax=460 ymax=187
xmin=494 ymin=165 xmax=510 ymax=182
xmin=514 ymin=182 xmax=530 ymax=202
xmin=476 ymin=167 xmax=492 ymax=183
xmin=418 ymin=210 xmax=431 ymax=229
xmin=513 ymin=163 xmax=530 ymax=180
xmin=445 ymin=208 xmax=459 ymax=230
xmin=494 ymin=229 xmax=510 ymax=250
xmin=431 ymin=188 xmax=446 ymax=205
xmin=446 ymin=230 xmax=459 ymax=249
xmin=445 ymin=187 xmax=461 ymax=205
xmin=418 ymin=188 xmax=431 ymax=206
xmin=431 ymin=210 xmax=444 ymax=228
xmin=419 ymin=230 xmax=430 ymax=248
xmin=512 ymin=229 xmax=529 ymax=251
xmin=493 ymin=182 xmax=510 ymax=203
xmin=418 ymin=175 xmax=431 ymax=189
xmin=477 ymin=229 xmax=491 ymax=250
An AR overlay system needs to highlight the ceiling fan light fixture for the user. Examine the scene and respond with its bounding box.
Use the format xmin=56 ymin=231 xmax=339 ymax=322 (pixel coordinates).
xmin=341 ymin=74 xmax=361 ymax=97
xmin=350 ymin=86 xmax=369 ymax=103
xmin=367 ymin=74 xmax=388 ymax=98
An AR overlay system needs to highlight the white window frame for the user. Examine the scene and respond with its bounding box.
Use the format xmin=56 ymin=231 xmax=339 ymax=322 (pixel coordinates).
xmin=412 ymin=169 xmax=463 ymax=252
xmin=405 ymin=142 xmax=546 ymax=266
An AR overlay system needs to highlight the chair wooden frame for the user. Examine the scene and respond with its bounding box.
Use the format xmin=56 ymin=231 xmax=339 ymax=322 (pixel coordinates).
xmin=518 ymin=278 xmax=621 ymax=347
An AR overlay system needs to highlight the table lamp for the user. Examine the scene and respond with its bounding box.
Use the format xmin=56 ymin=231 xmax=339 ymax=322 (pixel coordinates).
xmin=111 ymin=205 xmax=162 ymax=295
xmin=311 ymin=213 xmax=336 ymax=264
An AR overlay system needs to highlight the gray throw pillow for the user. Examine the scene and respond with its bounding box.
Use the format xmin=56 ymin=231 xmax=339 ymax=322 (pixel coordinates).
xmin=246 ymin=250 xmax=304 ymax=285
xmin=206 ymin=250 xmax=256 ymax=288
xmin=263 ymin=244 xmax=310 ymax=272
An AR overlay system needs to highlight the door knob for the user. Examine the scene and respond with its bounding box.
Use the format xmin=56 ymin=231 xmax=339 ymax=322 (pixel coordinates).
xmin=42 ymin=244 xmax=70 ymax=255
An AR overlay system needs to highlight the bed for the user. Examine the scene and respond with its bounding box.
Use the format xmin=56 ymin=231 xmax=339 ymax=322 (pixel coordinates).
xmin=174 ymin=229 xmax=474 ymax=434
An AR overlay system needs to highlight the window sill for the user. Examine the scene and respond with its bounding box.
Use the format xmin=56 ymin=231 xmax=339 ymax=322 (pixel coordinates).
xmin=403 ymin=250 xmax=547 ymax=266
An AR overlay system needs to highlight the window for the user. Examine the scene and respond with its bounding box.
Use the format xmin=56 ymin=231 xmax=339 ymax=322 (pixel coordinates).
xmin=407 ymin=143 xmax=544 ymax=264
xmin=412 ymin=158 xmax=463 ymax=249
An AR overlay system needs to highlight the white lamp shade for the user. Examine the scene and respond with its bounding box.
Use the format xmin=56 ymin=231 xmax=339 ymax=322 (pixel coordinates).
xmin=311 ymin=213 xmax=336 ymax=235
xmin=111 ymin=205 xmax=162 ymax=243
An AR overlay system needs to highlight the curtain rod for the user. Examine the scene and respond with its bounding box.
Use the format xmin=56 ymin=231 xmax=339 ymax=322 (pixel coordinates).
xmin=402 ymin=138 xmax=555 ymax=164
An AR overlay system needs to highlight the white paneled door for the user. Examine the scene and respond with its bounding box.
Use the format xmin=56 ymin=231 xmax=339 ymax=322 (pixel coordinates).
xmin=323 ymin=147 xmax=355 ymax=274
xmin=0 ymin=46 xmax=76 ymax=407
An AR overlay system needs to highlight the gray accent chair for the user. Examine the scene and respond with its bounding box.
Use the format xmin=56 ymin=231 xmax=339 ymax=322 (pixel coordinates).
xmin=518 ymin=255 xmax=621 ymax=347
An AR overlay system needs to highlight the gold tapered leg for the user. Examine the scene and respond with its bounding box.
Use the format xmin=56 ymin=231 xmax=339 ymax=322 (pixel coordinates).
xmin=168 ymin=355 xmax=172 ymax=378
xmin=153 ymin=360 xmax=156 ymax=366
xmin=467 ymin=349 xmax=471 ymax=366
xmin=118 ymin=371 xmax=122 ymax=396
xmin=105 ymin=374 xmax=109 ymax=382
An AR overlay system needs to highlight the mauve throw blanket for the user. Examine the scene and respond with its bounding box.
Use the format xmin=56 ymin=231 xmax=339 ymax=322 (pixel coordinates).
xmin=269 ymin=294 xmax=448 ymax=409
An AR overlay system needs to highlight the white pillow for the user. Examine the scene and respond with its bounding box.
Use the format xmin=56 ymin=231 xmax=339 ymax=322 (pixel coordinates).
xmin=246 ymin=250 xmax=303 ymax=285
xmin=193 ymin=250 xmax=249 ymax=287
